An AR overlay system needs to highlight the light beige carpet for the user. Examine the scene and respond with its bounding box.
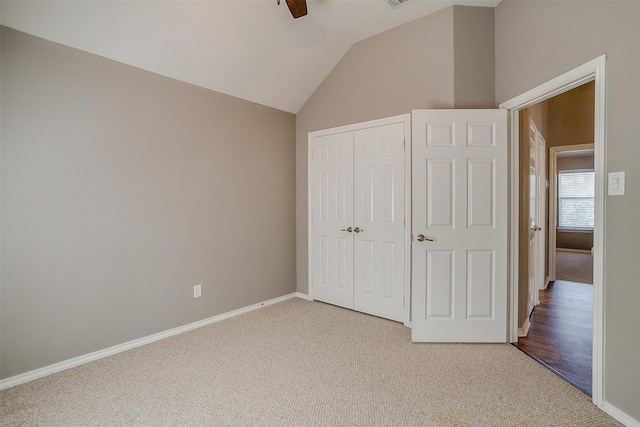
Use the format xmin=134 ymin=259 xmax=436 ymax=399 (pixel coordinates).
xmin=556 ymin=250 xmax=593 ymax=284
xmin=1 ymin=298 xmax=620 ymax=426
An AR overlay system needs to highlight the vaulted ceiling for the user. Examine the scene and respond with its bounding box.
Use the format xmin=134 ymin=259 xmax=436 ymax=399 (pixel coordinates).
xmin=1 ymin=0 xmax=500 ymax=113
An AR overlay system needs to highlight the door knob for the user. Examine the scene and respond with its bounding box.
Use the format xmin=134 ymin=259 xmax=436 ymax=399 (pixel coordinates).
xmin=416 ymin=234 xmax=434 ymax=242
xmin=530 ymin=226 xmax=542 ymax=232
xmin=340 ymin=227 xmax=353 ymax=233
xmin=354 ymin=227 xmax=364 ymax=233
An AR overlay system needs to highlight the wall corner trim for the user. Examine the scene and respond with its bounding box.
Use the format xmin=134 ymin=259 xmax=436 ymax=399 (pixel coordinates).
xmin=0 ymin=293 xmax=298 ymax=391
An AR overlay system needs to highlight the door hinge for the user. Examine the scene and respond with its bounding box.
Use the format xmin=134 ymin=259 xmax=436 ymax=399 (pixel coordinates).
xmin=312 ymin=150 xmax=316 ymax=160
xmin=403 ymin=296 xmax=406 ymax=307
xmin=404 ymin=139 xmax=406 ymax=148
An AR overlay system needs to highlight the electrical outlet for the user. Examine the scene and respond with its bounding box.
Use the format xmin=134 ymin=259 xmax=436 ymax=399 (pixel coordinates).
xmin=193 ymin=284 xmax=202 ymax=298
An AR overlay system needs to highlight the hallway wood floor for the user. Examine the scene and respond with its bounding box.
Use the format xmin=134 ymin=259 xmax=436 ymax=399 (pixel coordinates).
xmin=515 ymin=280 xmax=593 ymax=395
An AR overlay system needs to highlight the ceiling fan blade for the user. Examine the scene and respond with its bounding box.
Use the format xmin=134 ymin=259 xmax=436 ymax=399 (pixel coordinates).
xmin=286 ymin=0 xmax=307 ymax=19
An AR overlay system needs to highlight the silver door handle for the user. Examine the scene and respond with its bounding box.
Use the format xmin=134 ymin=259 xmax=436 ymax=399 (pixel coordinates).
xmin=354 ymin=227 xmax=364 ymax=233
xmin=340 ymin=227 xmax=353 ymax=233
xmin=416 ymin=234 xmax=434 ymax=242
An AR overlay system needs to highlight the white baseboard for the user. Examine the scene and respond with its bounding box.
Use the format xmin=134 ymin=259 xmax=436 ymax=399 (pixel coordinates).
xmin=601 ymin=400 xmax=640 ymax=427
xmin=296 ymin=292 xmax=312 ymax=301
xmin=518 ymin=317 xmax=531 ymax=337
xmin=0 ymin=292 xmax=298 ymax=391
xmin=557 ymin=247 xmax=592 ymax=254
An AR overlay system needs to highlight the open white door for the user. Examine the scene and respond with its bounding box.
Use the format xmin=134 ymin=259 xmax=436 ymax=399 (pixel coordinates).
xmin=411 ymin=109 xmax=508 ymax=342
xmin=527 ymin=122 xmax=546 ymax=314
xmin=536 ymin=133 xmax=547 ymax=292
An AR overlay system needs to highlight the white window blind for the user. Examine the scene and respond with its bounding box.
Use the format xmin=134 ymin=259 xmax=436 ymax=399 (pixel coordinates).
xmin=557 ymin=171 xmax=595 ymax=229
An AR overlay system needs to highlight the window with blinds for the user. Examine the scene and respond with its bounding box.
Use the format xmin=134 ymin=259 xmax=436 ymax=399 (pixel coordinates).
xmin=557 ymin=171 xmax=595 ymax=229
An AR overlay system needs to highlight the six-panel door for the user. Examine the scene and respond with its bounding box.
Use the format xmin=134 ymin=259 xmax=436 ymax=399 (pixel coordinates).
xmin=353 ymin=123 xmax=406 ymax=322
xmin=411 ymin=110 xmax=508 ymax=342
xmin=310 ymin=131 xmax=355 ymax=309
xmin=310 ymin=122 xmax=406 ymax=322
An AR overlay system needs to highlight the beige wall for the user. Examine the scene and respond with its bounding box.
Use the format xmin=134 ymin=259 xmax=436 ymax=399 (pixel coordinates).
xmin=0 ymin=27 xmax=296 ymax=378
xmin=296 ymin=6 xmax=496 ymax=294
xmin=496 ymin=0 xmax=640 ymax=419
xmin=453 ymin=6 xmax=495 ymax=108
xmin=556 ymin=231 xmax=593 ymax=251
xmin=546 ymin=82 xmax=595 ymax=148
xmin=557 ymin=154 xmax=594 ymax=172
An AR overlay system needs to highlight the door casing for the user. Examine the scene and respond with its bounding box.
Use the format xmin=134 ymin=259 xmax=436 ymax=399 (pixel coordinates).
xmin=499 ymin=55 xmax=606 ymax=407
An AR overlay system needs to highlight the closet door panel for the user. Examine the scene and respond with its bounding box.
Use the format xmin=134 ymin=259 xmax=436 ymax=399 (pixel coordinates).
xmin=353 ymin=123 xmax=405 ymax=322
xmin=310 ymin=132 xmax=355 ymax=309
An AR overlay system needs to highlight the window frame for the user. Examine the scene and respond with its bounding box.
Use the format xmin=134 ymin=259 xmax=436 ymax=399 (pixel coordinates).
xmin=556 ymin=168 xmax=595 ymax=231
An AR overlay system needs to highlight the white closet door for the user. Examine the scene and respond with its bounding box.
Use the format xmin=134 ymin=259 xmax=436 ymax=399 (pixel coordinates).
xmin=310 ymin=131 xmax=354 ymax=309
xmin=411 ymin=109 xmax=508 ymax=342
xmin=353 ymin=123 xmax=406 ymax=322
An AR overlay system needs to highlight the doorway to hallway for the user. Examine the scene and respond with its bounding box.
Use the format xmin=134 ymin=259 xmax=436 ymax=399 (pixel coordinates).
xmin=501 ymin=62 xmax=603 ymax=400
xmin=515 ymin=280 xmax=593 ymax=395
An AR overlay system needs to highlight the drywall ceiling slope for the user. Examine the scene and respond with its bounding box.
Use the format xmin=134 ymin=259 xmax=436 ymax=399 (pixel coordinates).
xmin=0 ymin=0 xmax=500 ymax=113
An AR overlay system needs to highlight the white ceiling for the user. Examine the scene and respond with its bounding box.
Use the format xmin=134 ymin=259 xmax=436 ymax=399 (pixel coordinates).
xmin=1 ymin=0 xmax=500 ymax=113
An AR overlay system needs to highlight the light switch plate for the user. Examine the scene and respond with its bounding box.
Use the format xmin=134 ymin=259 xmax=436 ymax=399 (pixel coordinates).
xmin=608 ymin=171 xmax=625 ymax=196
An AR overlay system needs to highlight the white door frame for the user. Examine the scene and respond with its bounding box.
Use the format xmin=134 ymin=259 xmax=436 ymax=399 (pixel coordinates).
xmin=500 ymin=55 xmax=606 ymax=407
xmin=548 ymin=144 xmax=594 ymax=282
xmin=307 ymin=114 xmax=412 ymax=326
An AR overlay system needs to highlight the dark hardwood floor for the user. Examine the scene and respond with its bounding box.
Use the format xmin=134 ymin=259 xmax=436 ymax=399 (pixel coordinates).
xmin=515 ymin=280 xmax=593 ymax=395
